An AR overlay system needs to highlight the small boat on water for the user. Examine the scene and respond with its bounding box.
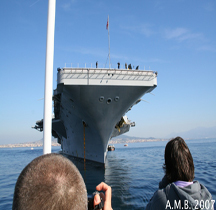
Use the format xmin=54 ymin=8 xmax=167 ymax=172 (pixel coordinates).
xmin=108 ymin=145 xmax=115 ymax=151
xmin=124 ymin=144 xmax=128 ymax=147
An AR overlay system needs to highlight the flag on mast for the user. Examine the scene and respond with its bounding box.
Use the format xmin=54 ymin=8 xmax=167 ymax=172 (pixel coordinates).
xmin=106 ymin=16 xmax=109 ymax=30
xmin=106 ymin=15 xmax=111 ymax=68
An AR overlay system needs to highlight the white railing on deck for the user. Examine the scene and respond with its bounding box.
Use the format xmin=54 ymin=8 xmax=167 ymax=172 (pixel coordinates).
xmin=64 ymin=63 xmax=152 ymax=71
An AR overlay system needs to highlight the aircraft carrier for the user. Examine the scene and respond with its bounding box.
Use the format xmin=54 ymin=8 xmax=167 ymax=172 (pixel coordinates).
xmin=34 ymin=65 xmax=157 ymax=164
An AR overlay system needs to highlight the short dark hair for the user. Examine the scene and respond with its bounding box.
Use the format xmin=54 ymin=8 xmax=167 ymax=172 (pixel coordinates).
xmin=163 ymin=137 xmax=194 ymax=183
xmin=13 ymin=153 xmax=87 ymax=210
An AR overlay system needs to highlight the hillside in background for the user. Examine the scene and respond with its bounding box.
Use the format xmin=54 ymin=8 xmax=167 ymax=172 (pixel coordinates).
xmin=110 ymin=135 xmax=166 ymax=144
xmin=166 ymin=126 xmax=216 ymax=139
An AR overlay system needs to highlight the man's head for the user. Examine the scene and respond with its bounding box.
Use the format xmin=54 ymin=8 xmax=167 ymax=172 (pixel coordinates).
xmin=163 ymin=136 xmax=194 ymax=183
xmin=13 ymin=153 xmax=87 ymax=210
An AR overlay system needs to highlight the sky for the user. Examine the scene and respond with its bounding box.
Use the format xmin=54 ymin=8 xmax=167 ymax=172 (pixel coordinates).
xmin=0 ymin=0 xmax=216 ymax=145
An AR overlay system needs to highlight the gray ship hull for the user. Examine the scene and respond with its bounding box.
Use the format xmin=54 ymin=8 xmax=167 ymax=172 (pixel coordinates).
xmin=60 ymin=85 xmax=155 ymax=163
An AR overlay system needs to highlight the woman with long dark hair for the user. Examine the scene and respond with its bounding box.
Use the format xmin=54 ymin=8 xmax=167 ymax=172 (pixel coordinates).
xmin=146 ymin=137 xmax=214 ymax=210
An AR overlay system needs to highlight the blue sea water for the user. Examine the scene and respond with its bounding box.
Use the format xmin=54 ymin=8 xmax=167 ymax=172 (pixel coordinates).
xmin=0 ymin=138 xmax=215 ymax=209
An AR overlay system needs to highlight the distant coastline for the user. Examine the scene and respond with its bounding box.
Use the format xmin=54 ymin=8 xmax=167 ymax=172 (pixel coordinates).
xmin=0 ymin=136 xmax=215 ymax=148
xmin=0 ymin=142 xmax=60 ymax=148
xmin=0 ymin=137 xmax=166 ymax=148
xmin=109 ymin=137 xmax=168 ymax=145
xmin=0 ymin=138 xmax=60 ymax=148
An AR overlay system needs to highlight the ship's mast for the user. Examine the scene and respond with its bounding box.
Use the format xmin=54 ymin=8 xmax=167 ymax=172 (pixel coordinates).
xmin=107 ymin=15 xmax=111 ymax=68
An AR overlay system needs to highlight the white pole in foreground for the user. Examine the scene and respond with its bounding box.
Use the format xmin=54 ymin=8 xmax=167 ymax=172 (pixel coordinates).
xmin=43 ymin=0 xmax=56 ymax=155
